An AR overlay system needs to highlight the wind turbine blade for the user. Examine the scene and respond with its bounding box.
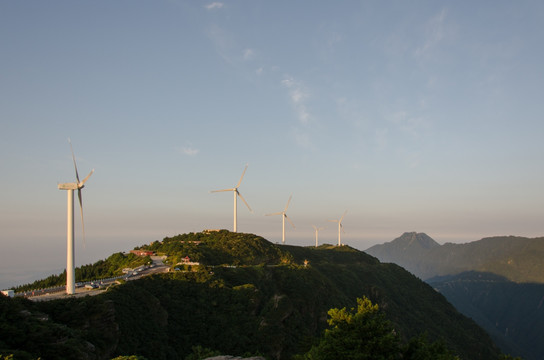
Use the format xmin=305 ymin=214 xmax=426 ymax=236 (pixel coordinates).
xmin=265 ymin=212 xmax=282 ymax=216
xmin=340 ymin=210 xmax=347 ymax=222
xmin=312 ymin=225 xmax=317 ymax=231
xmin=328 ymin=219 xmax=339 ymax=223
xmin=78 ymin=188 xmax=86 ymax=248
xmin=210 ymin=188 xmax=235 ymax=193
xmin=79 ymin=169 xmax=94 ymax=187
xmin=237 ymin=191 xmax=253 ymax=213
xmin=69 ymin=139 xmax=80 ymax=183
xmin=284 ymin=194 xmax=292 ymax=211
xmin=285 ymin=214 xmax=295 ymax=229
xmin=236 ymin=164 xmax=248 ymax=188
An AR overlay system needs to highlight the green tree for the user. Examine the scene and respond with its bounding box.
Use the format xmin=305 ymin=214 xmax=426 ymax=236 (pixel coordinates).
xmin=184 ymin=345 xmax=221 ymax=360
xmin=403 ymin=334 xmax=459 ymax=360
xmin=301 ymin=297 xmax=400 ymax=360
xmin=299 ymin=297 xmax=460 ymax=360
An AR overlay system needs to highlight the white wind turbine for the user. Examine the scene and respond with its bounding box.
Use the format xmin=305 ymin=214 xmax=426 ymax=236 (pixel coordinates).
xmin=266 ymin=195 xmax=295 ymax=244
xmin=57 ymin=140 xmax=94 ymax=295
xmin=312 ymin=225 xmax=325 ymax=247
xmin=210 ymin=164 xmax=252 ymax=232
xmin=328 ymin=210 xmax=347 ymax=246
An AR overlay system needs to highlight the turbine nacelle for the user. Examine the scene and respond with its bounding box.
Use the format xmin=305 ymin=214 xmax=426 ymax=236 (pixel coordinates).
xmin=58 ymin=183 xmax=79 ymax=191
xmin=57 ymin=169 xmax=93 ymax=191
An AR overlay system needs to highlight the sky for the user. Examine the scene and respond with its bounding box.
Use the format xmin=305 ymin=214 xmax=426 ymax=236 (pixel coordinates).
xmin=1 ymin=0 xmax=544 ymax=289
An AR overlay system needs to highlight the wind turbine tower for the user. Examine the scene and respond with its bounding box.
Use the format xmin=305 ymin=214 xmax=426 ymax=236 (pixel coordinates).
xmin=266 ymin=195 xmax=295 ymax=244
xmin=211 ymin=164 xmax=252 ymax=232
xmin=328 ymin=210 xmax=347 ymax=246
xmin=312 ymin=225 xmax=325 ymax=247
xmin=57 ymin=140 xmax=93 ymax=295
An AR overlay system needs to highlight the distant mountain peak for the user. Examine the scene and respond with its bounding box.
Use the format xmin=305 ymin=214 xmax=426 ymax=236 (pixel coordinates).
xmin=395 ymin=232 xmax=440 ymax=250
xmin=364 ymin=232 xmax=440 ymax=271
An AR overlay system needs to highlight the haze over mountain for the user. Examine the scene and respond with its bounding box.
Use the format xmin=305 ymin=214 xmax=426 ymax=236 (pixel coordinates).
xmin=365 ymin=232 xmax=544 ymax=360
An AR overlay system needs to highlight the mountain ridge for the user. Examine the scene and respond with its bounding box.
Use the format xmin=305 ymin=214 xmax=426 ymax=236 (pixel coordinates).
xmin=0 ymin=230 xmax=501 ymax=360
xmin=365 ymin=233 xmax=544 ymax=283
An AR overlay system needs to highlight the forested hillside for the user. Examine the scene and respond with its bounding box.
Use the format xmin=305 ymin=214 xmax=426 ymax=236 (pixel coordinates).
xmin=1 ymin=231 xmax=503 ymax=360
xmin=13 ymin=252 xmax=151 ymax=292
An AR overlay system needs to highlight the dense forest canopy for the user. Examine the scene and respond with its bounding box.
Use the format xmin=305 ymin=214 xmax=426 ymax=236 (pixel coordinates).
xmin=1 ymin=231 xmax=510 ymax=360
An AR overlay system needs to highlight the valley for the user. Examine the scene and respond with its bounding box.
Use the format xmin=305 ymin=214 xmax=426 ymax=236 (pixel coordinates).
xmin=366 ymin=232 xmax=544 ymax=360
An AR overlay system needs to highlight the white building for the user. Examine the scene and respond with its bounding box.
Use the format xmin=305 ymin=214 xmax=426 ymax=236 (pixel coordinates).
xmin=1 ymin=290 xmax=15 ymax=298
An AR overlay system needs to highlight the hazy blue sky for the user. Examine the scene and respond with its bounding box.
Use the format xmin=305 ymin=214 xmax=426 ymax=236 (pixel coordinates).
xmin=2 ymin=1 xmax=544 ymax=288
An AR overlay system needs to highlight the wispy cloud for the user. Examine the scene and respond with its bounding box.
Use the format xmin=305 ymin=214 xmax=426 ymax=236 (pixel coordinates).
xmin=281 ymin=76 xmax=311 ymax=124
xmin=415 ymin=8 xmax=448 ymax=57
xmin=205 ymin=2 xmax=224 ymax=10
xmin=206 ymin=28 xmax=257 ymax=67
xmin=181 ymin=146 xmax=199 ymax=156
xmin=243 ymin=48 xmax=255 ymax=61
xmin=207 ymin=24 xmax=235 ymax=65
